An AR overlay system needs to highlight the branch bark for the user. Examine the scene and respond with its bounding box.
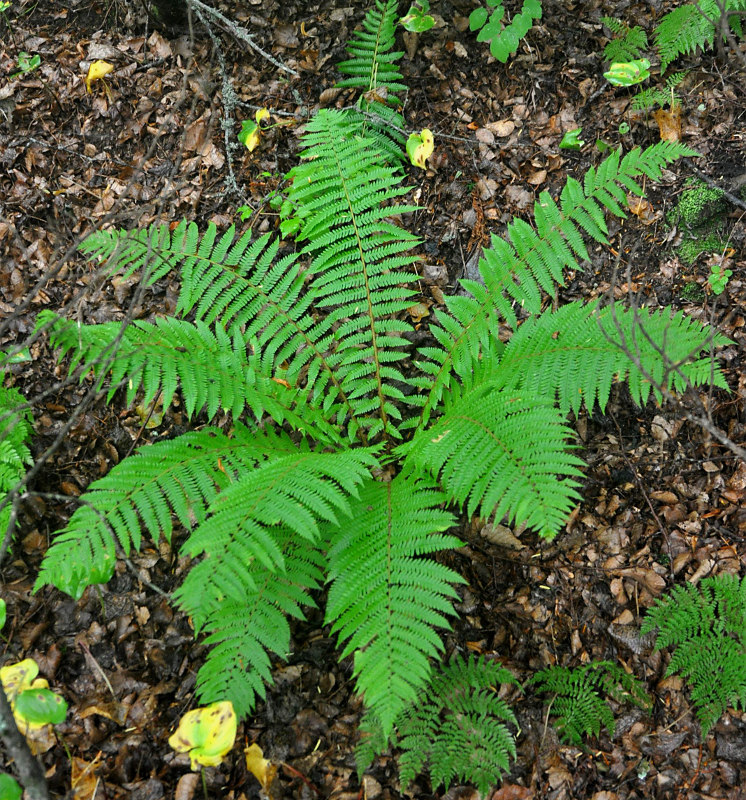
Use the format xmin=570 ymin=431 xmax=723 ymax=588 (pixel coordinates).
xmin=0 ymin=683 xmax=50 ymax=800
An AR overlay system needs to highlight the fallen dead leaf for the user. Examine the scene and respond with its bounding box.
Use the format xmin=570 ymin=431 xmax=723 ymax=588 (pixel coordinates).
xmin=653 ymin=105 xmax=682 ymax=142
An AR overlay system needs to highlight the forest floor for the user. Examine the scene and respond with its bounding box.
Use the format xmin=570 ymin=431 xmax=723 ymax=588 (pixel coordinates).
xmin=1 ymin=0 xmax=746 ymax=798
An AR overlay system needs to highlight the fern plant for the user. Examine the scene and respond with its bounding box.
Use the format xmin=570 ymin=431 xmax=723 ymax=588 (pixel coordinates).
xmin=357 ymin=654 xmax=520 ymax=794
xmin=531 ymin=661 xmax=650 ymax=745
xmin=335 ymin=0 xmax=406 ymax=162
xmin=0 ymin=374 xmax=33 ymax=537
xmin=601 ymin=16 xmax=648 ymax=63
xmin=631 ymin=71 xmax=687 ymax=112
xmin=655 ymin=0 xmax=746 ymax=70
xmin=32 ymin=11 xmax=730 ymax=784
xmin=642 ymin=574 xmax=746 ymax=737
xmin=469 ymin=0 xmax=542 ymax=63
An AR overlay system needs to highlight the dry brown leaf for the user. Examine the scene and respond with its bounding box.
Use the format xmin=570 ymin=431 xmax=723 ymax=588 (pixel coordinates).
xmin=407 ymin=302 xmax=430 ymax=322
xmin=71 ymin=755 xmax=102 ymax=800
xmin=653 ymin=105 xmax=682 ymax=142
xmin=627 ymin=194 xmax=657 ymax=225
xmin=486 ymin=119 xmax=515 ymax=137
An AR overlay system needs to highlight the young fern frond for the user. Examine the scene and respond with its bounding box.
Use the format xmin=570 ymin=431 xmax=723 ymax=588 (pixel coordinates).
xmin=394 ymin=654 xmax=519 ymax=794
xmin=0 ymin=378 xmax=33 ymax=535
xmin=325 ymin=476 xmax=464 ymax=735
xmin=286 ymin=110 xmax=421 ymax=439
xmin=531 ymin=662 xmax=650 ymax=745
xmin=336 ymin=0 xmax=406 ymax=159
xmin=402 ymin=386 xmax=584 ymax=539
xmin=601 ymin=16 xmax=648 ymax=62
xmin=642 ymin=575 xmax=746 ymax=736
xmin=496 ymin=302 xmax=731 ymax=416
xmin=631 ymin=72 xmax=687 ymax=112
xmin=409 ymin=141 xmax=699 ymax=432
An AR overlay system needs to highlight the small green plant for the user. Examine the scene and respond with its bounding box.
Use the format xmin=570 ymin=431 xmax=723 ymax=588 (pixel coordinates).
xmin=642 ymin=574 xmax=746 ymax=737
xmin=681 ymin=281 xmax=706 ymax=302
xmin=0 ymin=373 xmax=33 ymax=537
xmin=9 ymin=51 xmax=40 ymax=79
xmin=559 ymin=127 xmax=584 ymax=150
xmin=667 ymin=178 xmax=729 ymax=264
xmin=0 ymin=773 xmax=22 ymax=800
xmin=531 ymin=661 xmax=650 ymax=745
xmin=469 ymin=0 xmax=542 ymax=63
xmin=358 ymin=655 xmax=519 ymax=794
xmin=708 ymin=261 xmax=733 ymax=295
xmin=631 ymin=71 xmax=687 ymax=111
xmin=601 ymin=16 xmax=648 ymax=62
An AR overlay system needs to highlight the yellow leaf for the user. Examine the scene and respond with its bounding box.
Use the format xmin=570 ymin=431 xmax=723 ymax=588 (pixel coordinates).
xmin=239 ymin=120 xmax=261 ymax=152
xmin=406 ymin=128 xmax=434 ymax=169
xmin=255 ymin=107 xmax=270 ymax=124
xmin=168 ymin=701 xmax=237 ymax=770
xmin=244 ymin=743 xmax=278 ymax=793
xmin=0 ymin=659 xmax=39 ymax=703
xmin=85 ymin=60 xmax=114 ymax=94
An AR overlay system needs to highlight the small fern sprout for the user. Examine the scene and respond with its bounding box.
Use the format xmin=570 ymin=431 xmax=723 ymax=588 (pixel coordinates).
xmin=530 ymin=661 xmax=650 ymax=746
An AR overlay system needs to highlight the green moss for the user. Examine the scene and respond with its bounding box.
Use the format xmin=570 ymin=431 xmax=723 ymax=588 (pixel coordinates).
xmin=667 ymin=179 xmax=728 ymax=264
xmin=680 ymin=281 xmax=705 ymax=302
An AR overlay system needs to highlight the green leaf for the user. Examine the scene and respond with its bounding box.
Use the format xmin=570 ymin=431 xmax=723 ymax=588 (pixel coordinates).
xmin=400 ymin=2 xmax=435 ymax=33
xmin=469 ymin=7 xmax=489 ymax=30
xmin=560 ymin=128 xmax=585 ymax=150
xmin=0 ymin=774 xmax=22 ymax=800
xmin=15 ymin=688 xmax=68 ymax=726
xmin=0 ymin=599 xmax=5 ymax=632
xmin=604 ymin=58 xmax=651 ymax=86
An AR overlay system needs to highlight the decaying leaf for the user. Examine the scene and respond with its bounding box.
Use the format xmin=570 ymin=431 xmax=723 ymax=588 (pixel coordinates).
xmin=168 ymin=701 xmax=237 ymax=770
xmin=85 ymin=60 xmax=114 ymax=95
xmin=244 ymin=743 xmax=278 ymax=794
xmin=406 ymin=128 xmax=434 ymax=169
xmin=653 ymin=105 xmax=682 ymax=142
xmin=239 ymin=107 xmax=271 ymax=152
xmin=627 ymin=193 xmax=657 ymax=224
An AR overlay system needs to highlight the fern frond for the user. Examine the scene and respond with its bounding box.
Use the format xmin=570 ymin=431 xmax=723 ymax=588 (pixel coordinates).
xmin=286 ymin=110 xmax=421 ymax=439
xmin=0 ymin=378 xmax=33 ymax=535
xmin=33 ymin=425 xmax=290 ymax=599
xmin=631 ymin=72 xmax=687 ymax=111
xmin=325 ymin=475 xmax=463 ymax=736
xmin=531 ymin=662 xmax=649 ymax=745
xmin=642 ymin=574 xmax=746 ymax=736
xmin=403 ymin=384 xmax=583 ymax=539
xmin=655 ymin=0 xmax=746 ymax=70
xmin=409 ymin=141 xmax=698 ymax=431
xmin=175 ymin=528 xmax=326 ymax=717
xmin=38 ymin=311 xmax=342 ymax=444
xmin=337 ymin=0 xmax=406 ymax=95
xmin=495 ymin=301 xmax=731 ymax=416
xmin=601 ymin=17 xmax=648 ymax=62
xmin=397 ymin=654 xmax=519 ymax=794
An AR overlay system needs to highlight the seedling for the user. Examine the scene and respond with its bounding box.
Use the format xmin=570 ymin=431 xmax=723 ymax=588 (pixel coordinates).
xmin=708 ymin=261 xmax=732 ymax=295
xmin=9 ymin=51 xmax=40 ymax=79
xmin=238 ymin=108 xmax=270 ymax=153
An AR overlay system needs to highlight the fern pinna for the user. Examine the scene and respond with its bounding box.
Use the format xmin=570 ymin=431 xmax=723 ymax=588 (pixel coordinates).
xmin=642 ymin=574 xmax=746 ymax=737
xmin=36 ymin=96 xmax=727 ymax=778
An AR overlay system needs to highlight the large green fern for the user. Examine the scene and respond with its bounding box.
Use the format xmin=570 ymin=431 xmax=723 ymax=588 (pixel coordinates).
xmin=32 ymin=8 xmax=731 ymax=785
xmin=642 ymin=574 xmax=746 ymax=737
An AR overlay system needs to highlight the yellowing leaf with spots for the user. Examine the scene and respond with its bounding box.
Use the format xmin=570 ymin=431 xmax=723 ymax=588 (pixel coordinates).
xmin=0 ymin=658 xmax=39 ymax=704
xmin=239 ymin=107 xmax=271 ymax=152
xmin=168 ymin=701 xmax=237 ymax=770
xmin=406 ymin=128 xmax=434 ymax=169
xmin=85 ymin=60 xmax=114 ymax=94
